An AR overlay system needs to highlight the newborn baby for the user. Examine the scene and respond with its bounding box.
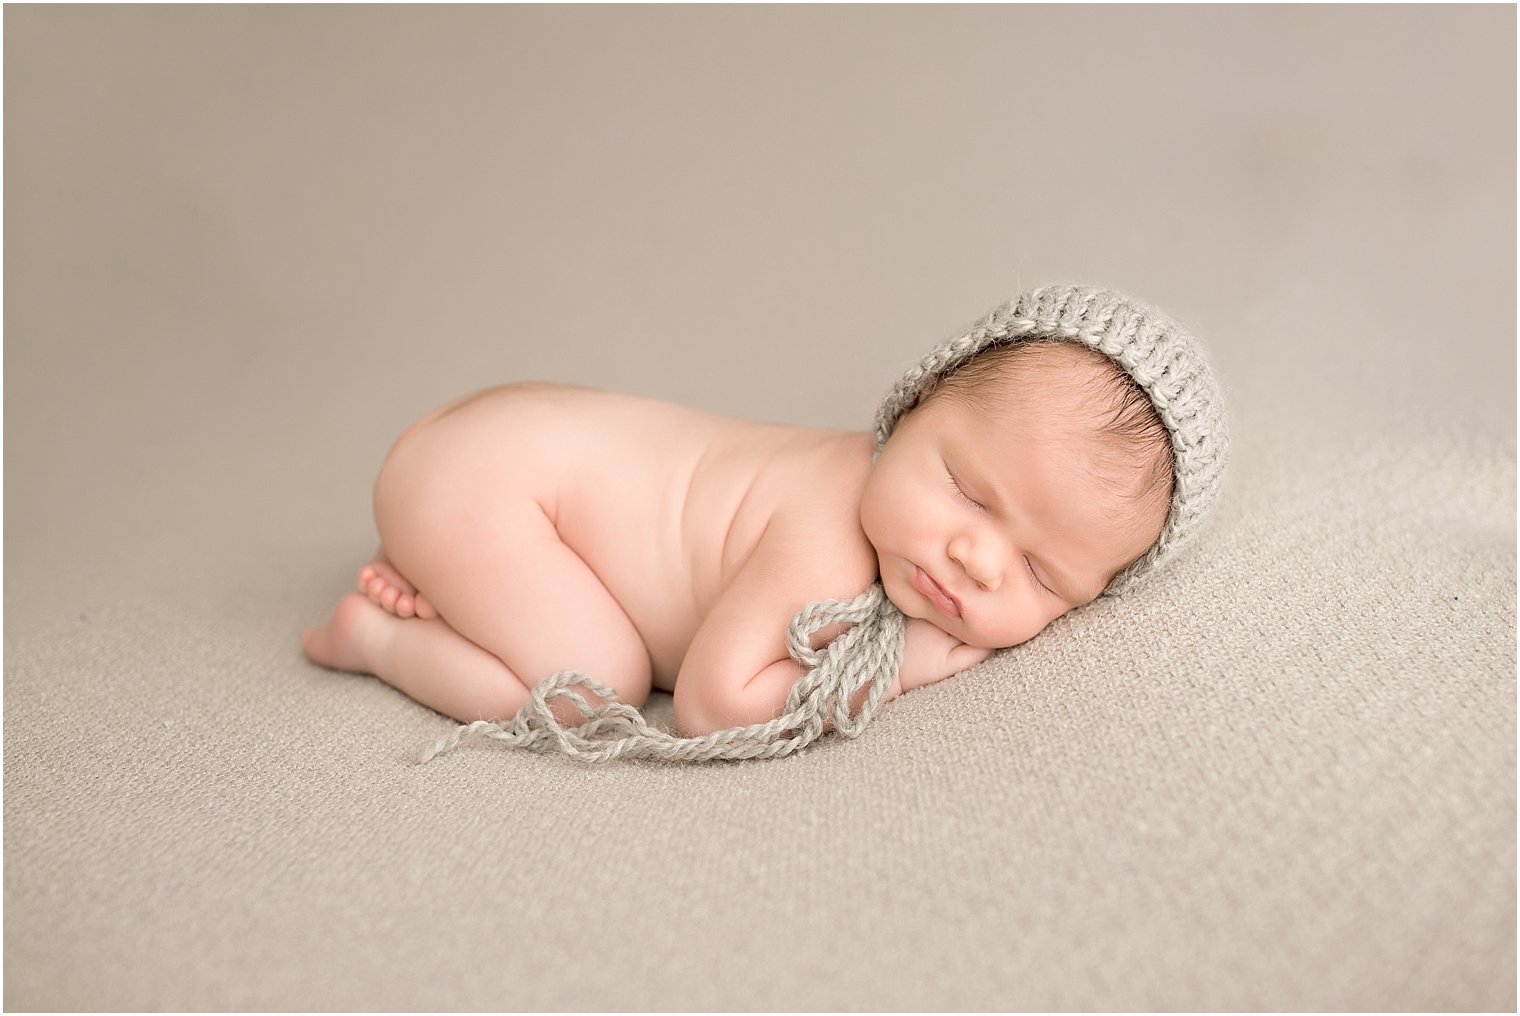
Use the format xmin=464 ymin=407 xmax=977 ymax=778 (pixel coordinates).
xmin=302 ymin=284 xmax=1227 ymax=751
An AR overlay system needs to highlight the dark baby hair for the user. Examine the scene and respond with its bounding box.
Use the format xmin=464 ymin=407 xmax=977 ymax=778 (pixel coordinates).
xmin=926 ymin=338 xmax=1176 ymax=517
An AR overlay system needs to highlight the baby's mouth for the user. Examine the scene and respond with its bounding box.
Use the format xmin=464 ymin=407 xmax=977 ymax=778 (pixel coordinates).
xmin=912 ymin=566 xmax=961 ymax=619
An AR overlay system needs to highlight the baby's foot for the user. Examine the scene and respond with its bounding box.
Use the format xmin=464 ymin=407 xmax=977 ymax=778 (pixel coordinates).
xmin=357 ymin=555 xmax=438 ymax=619
xmin=302 ymin=593 xmax=390 ymax=674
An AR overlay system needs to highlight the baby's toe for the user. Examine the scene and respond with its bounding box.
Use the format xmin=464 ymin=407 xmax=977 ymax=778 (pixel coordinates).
xmin=415 ymin=595 xmax=438 ymax=620
xmin=395 ymin=593 xmax=417 ymax=619
xmin=365 ymin=577 xmax=400 ymax=616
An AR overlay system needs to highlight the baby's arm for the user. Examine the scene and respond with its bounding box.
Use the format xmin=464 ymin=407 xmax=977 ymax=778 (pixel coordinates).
xmin=899 ymin=617 xmax=994 ymax=692
xmin=672 ymin=521 xmax=988 ymax=737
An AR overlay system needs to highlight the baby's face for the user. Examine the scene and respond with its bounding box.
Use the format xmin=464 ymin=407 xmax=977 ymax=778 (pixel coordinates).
xmin=860 ymin=373 xmax=1168 ymax=650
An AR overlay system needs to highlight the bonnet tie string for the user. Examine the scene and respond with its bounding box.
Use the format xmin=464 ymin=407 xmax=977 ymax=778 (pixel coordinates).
xmin=418 ymin=582 xmax=905 ymax=764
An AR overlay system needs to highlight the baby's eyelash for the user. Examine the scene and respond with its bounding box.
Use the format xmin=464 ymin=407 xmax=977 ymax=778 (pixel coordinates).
xmin=1025 ymin=555 xmax=1053 ymax=595
xmin=944 ymin=469 xmax=986 ymax=511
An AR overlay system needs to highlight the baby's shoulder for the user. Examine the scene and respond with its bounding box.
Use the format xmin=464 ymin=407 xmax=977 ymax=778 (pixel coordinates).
xmin=745 ymin=429 xmax=881 ymax=595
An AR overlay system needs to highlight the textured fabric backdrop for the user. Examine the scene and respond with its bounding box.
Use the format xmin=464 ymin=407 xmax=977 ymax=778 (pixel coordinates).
xmin=5 ymin=5 xmax=1515 ymax=1011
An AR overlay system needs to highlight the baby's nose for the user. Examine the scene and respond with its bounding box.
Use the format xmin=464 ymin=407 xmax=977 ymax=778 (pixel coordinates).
xmin=948 ymin=536 xmax=1001 ymax=592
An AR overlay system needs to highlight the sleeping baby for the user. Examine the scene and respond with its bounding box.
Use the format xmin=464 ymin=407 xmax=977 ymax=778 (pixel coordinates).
xmin=302 ymin=283 xmax=1228 ymax=760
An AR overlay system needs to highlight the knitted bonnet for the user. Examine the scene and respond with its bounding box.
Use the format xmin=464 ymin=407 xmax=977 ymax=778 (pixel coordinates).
xmin=420 ymin=282 xmax=1228 ymax=765
xmin=874 ymin=282 xmax=1229 ymax=597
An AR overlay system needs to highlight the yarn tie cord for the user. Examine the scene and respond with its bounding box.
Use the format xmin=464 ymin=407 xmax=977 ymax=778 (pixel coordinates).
xmin=419 ymin=583 xmax=906 ymax=764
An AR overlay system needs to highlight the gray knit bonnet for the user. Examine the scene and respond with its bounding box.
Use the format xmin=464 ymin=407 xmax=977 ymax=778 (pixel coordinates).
xmin=874 ymin=282 xmax=1229 ymax=597
xmin=419 ymin=282 xmax=1228 ymax=765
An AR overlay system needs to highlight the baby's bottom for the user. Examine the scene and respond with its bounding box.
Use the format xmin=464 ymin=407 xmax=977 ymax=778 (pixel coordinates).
xmin=302 ymin=393 xmax=653 ymax=727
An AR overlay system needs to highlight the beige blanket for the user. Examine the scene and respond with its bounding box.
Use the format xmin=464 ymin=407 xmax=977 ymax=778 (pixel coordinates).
xmin=5 ymin=6 xmax=1513 ymax=1010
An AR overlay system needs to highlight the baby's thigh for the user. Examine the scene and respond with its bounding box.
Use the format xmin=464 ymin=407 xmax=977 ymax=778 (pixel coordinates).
xmin=374 ymin=432 xmax=651 ymax=705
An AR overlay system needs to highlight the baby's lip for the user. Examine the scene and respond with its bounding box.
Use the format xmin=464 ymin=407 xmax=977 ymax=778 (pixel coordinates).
xmin=912 ymin=566 xmax=962 ymax=619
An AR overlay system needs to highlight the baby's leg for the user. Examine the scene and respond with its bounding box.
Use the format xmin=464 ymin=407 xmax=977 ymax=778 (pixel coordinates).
xmin=386 ymin=494 xmax=653 ymax=721
xmin=304 ymin=594 xmax=545 ymax=722
xmin=300 ymin=520 xmax=647 ymax=727
xmin=305 ymin=413 xmax=650 ymax=720
xmin=306 ymin=545 xmax=648 ymax=727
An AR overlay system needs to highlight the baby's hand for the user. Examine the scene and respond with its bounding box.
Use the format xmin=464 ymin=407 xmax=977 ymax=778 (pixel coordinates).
xmin=898 ymin=617 xmax=993 ymax=693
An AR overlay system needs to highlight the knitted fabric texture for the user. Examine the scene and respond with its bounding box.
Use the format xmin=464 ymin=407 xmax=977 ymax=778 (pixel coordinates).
xmin=420 ymin=282 xmax=1227 ymax=765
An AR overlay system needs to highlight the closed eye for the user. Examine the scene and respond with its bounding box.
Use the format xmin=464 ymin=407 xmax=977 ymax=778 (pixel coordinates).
xmin=1025 ymin=555 xmax=1054 ymax=595
xmin=944 ymin=467 xmax=986 ymax=512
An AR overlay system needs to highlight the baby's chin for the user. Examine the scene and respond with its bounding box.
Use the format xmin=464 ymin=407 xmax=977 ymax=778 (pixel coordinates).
xmin=878 ymin=578 xmax=928 ymax=624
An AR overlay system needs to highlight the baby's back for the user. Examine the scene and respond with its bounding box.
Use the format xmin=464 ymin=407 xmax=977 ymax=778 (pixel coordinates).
xmin=378 ymin=382 xmax=878 ymax=690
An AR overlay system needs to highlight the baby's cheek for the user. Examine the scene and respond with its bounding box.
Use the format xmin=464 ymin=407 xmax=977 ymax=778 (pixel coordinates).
xmin=973 ymin=611 xmax=1049 ymax=651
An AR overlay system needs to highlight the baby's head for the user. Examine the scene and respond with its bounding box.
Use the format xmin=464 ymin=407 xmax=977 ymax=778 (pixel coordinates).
xmin=861 ymin=284 xmax=1229 ymax=650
